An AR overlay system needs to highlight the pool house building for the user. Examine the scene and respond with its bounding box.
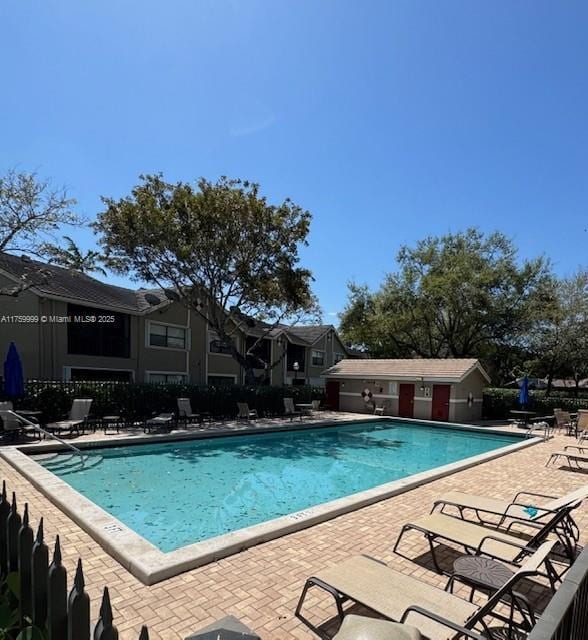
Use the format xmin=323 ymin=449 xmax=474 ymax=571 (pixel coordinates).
xmin=322 ymin=357 xmax=490 ymax=422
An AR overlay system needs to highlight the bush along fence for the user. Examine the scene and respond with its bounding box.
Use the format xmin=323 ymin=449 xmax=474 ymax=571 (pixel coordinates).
xmin=0 ymin=481 xmax=149 ymax=640
xmin=0 ymin=380 xmax=327 ymax=423
xmin=482 ymin=388 xmax=588 ymax=419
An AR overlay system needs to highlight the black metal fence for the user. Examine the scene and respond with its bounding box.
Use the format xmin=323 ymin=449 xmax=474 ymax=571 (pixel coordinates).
xmin=0 ymin=480 xmax=149 ymax=639
xmin=2 ymin=379 xmax=326 ymax=422
xmin=527 ymin=545 xmax=588 ymax=640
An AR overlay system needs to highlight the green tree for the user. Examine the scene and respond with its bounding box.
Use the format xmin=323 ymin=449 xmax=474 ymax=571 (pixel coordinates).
xmin=340 ymin=229 xmax=552 ymax=379
xmin=41 ymin=235 xmax=108 ymax=276
xmin=95 ymin=174 xmax=320 ymax=383
xmin=0 ymin=169 xmax=81 ymax=296
xmin=527 ymin=270 xmax=588 ymax=395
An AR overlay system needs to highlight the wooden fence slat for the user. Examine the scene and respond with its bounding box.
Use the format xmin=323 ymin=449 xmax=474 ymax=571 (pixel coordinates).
xmin=7 ymin=491 xmax=22 ymax=572
xmin=18 ymin=502 xmax=34 ymax=626
xmin=94 ymin=587 xmax=118 ymax=640
xmin=68 ymin=558 xmax=90 ymax=640
xmin=0 ymin=480 xmax=9 ymax=577
xmin=48 ymin=535 xmax=68 ymax=640
xmin=32 ymin=517 xmax=49 ymax=628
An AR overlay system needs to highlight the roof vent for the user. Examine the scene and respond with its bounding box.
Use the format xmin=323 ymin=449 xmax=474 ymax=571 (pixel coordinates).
xmin=144 ymin=293 xmax=162 ymax=306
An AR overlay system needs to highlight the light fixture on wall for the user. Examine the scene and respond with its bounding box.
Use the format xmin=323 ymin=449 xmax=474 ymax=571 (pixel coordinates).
xmin=293 ymin=361 xmax=299 ymax=383
xmin=420 ymin=377 xmax=425 ymax=392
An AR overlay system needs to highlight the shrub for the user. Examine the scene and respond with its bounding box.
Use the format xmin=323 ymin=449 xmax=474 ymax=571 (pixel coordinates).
xmin=9 ymin=380 xmax=326 ymax=422
xmin=483 ymin=387 xmax=588 ymax=419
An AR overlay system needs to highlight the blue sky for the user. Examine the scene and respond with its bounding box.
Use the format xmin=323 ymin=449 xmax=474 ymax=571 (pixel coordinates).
xmin=1 ymin=1 xmax=587 ymax=322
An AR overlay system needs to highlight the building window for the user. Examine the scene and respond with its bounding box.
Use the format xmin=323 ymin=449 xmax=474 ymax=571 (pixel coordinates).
xmin=149 ymin=323 xmax=187 ymax=349
xmin=209 ymin=330 xmax=232 ymax=355
xmin=207 ymin=375 xmax=236 ymax=387
xmin=67 ymin=304 xmax=130 ymax=358
xmin=311 ymin=350 xmax=325 ymax=367
xmin=69 ymin=368 xmax=133 ymax=382
xmin=148 ymin=373 xmax=187 ymax=384
xmin=287 ymin=343 xmax=306 ymax=372
xmin=334 ymin=352 xmax=345 ymax=364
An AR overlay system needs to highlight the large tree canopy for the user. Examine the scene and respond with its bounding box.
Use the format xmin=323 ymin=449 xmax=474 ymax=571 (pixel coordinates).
xmin=95 ymin=175 xmax=320 ymax=382
xmin=0 ymin=169 xmax=80 ymax=296
xmin=340 ymin=229 xmax=552 ymax=379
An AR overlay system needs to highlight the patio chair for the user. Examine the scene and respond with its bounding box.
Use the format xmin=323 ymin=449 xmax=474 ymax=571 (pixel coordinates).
xmin=374 ymin=400 xmax=391 ymax=416
xmin=554 ymin=409 xmax=576 ymax=435
xmin=431 ymin=484 xmax=588 ymax=541
xmin=311 ymin=399 xmax=322 ymax=412
xmin=143 ymin=412 xmax=176 ymax=433
xmin=237 ymin=402 xmax=258 ymax=420
xmin=177 ymin=397 xmax=199 ymax=425
xmin=0 ymin=403 xmax=24 ymax=441
xmin=393 ymin=502 xmax=579 ymax=573
xmin=546 ymin=445 xmax=588 ymax=469
xmin=296 ymin=541 xmax=559 ymax=640
xmin=45 ymin=398 xmax=93 ymax=436
xmin=575 ymin=410 xmax=588 ymax=440
xmin=283 ymin=397 xmax=302 ymax=421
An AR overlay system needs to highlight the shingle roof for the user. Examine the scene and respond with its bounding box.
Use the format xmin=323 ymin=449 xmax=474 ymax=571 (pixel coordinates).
xmin=0 ymin=253 xmax=170 ymax=314
xmin=322 ymin=358 xmax=490 ymax=383
xmin=286 ymin=324 xmax=332 ymax=344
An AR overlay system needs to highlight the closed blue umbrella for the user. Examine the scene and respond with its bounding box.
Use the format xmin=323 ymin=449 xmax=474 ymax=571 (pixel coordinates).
xmin=518 ymin=375 xmax=529 ymax=408
xmin=3 ymin=342 xmax=24 ymax=398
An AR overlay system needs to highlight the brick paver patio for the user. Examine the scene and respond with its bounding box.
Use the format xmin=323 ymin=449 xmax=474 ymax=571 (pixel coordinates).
xmin=1 ymin=419 xmax=586 ymax=639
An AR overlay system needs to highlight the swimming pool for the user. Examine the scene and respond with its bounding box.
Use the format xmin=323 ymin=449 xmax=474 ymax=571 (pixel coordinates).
xmin=34 ymin=420 xmax=522 ymax=553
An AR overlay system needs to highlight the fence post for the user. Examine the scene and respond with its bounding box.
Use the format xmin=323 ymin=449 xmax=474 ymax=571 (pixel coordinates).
xmin=7 ymin=491 xmax=22 ymax=572
xmin=0 ymin=480 xmax=8 ymax=577
xmin=68 ymin=558 xmax=90 ymax=640
xmin=138 ymin=626 xmax=149 ymax=640
xmin=48 ymin=535 xmax=68 ymax=640
xmin=18 ymin=502 xmax=34 ymax=627
xmin=94 ymin=587 xmax=118 ymax=640
xmin=32 ymin=517 xmax=49 ymax=628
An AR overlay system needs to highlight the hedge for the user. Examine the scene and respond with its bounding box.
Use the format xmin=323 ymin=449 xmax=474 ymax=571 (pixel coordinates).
xmin=483 ymin=388 xmax=588 ymax=419
xmin=1 ymin=380 xmax=326 ymax=422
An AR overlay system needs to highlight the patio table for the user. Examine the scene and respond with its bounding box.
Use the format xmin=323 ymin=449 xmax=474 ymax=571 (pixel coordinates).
xmin=296 ymin=403 xmax=313 ymax=416
xmin=101 ymin=415 xmax=123 ymax=434
xmin=509 ymin=410 xmax=537 ymax=427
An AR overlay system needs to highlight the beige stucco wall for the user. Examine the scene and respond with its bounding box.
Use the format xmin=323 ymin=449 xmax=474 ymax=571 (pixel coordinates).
xmin=331 ymin=369 xmax=486 ymax=423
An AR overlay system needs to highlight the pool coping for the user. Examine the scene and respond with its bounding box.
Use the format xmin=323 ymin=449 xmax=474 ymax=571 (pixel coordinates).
xmin=0 ymin=417 xmax=542 ymax=585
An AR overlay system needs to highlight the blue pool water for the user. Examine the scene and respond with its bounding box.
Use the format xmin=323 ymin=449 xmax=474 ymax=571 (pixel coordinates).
xmin=35 ymin=421 xmax=521 ymax=552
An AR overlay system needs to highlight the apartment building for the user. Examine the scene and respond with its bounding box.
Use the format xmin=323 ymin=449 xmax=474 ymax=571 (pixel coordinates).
xmin=0 ymin=253 xmax=350 ymax=385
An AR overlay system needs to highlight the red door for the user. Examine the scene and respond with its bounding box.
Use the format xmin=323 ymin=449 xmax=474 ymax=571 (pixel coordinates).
xmin=398 ymin=384 xmax=415 ymax=418
xmin=432 ymin=384 xmax=450 ymax=421
xmin=326 ymin=380 xmax=340 ymax=410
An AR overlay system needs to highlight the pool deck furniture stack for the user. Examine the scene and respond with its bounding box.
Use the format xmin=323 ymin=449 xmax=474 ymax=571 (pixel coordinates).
xmin=297 ymin=482 xmax=588 ymax=639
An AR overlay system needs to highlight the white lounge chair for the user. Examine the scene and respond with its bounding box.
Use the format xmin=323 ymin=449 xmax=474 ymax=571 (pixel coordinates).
xmin=237 ymin=402 xmax=258 ymax=420
xmin=283 ymin=397 xmax=302 ymax=421
xmin=144 ymin=412 xmax=175 ymax=433
xmin=46 ymin=398 xmax=93 ymax=436
xmin=177 ymin=397 xmax=199 ymax=424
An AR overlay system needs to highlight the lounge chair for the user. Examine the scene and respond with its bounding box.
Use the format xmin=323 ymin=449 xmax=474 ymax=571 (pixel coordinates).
xmin=237 ymin=402 xmax=258 ymax=420
xmin=46 ymin=398 xmax=93 ymax=436
xmin=547 ymin=445 xmax=588 ymax=469
xmin=177 ymin=397 xmax=199 ymax=424
xmin=143 ymin=412 xmax=175 ymax=433
xmin=296 ymin=541 xmax=558 ymax=640
xmin=393 ymin=502 xmax=578 ymax=573
xmin=332 ymin=614 xmax=422 ymax=640
xmin=431 ymin=484 xmax=588 ymax=540
xmin=283 ymin=397 xmax=302 ymax=421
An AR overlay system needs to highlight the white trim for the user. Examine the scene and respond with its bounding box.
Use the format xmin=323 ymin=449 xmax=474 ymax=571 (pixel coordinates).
xmin=414 ymin=396 xmax=433 ymax=402
xmin=450 ymin=398 xmax=482 ymax=404
xmin=340 ymin=392 xmax=398 ymax=399
xmin=322 ymin=373 xmax=462 ymax=382
xmin=146 ymin=370 xmax=188 ymax=383
xmin=63 ymin=365 xmax=135 ymax=381
xmin=146 ymin=319 xmax=190 ymax=352
xmin=310 ymin=349 xmax=325 ymax=368
xmin=206 ymin=373 xmax=238 ymax=383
